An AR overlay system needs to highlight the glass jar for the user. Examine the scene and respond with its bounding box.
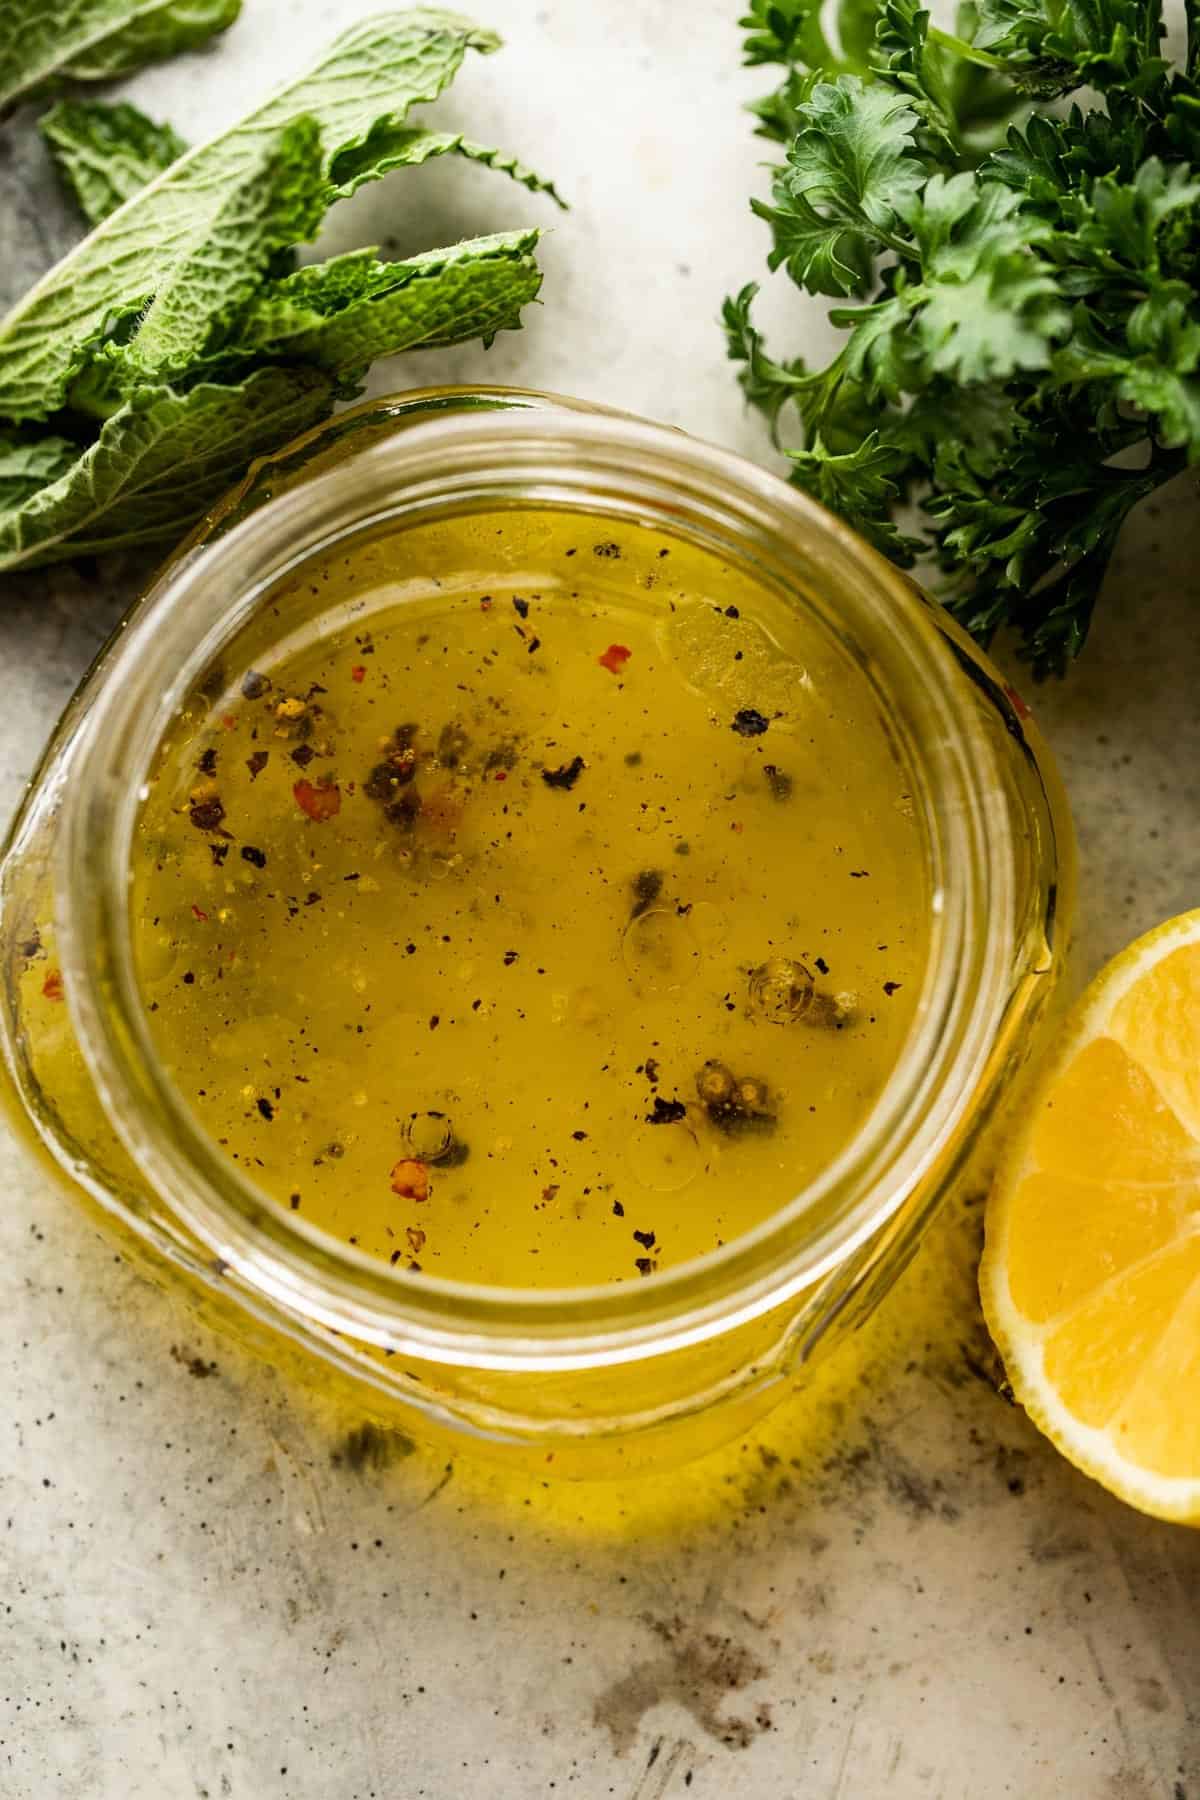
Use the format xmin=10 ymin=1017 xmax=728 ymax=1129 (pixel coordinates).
xmin=0 ymin=387 xmax=1073 ymax=1476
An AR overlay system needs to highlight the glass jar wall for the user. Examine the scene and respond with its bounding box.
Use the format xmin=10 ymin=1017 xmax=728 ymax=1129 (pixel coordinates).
xmin=0 ymin=389 xmax=1072 ymax=1474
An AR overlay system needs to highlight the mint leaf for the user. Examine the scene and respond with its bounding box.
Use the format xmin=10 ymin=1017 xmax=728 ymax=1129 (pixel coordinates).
xmin=40 ymin=100 xmax=187 ymax=226
xmin=120 ymin=115 xmax=327 ymax=384
xmin=203 ymin=251 xmax=417 ymax=367
xmin=0 ymin=367 xmax=333 ymax=571
xmin=231 ymin=230 xmax=542 ymax=372
xmin=329 ymin=125 xmax=565 ymax=206
xmin=0 ymin=0 xmax=239 ymax=113
xmin=0 ymin=435 xmax=80 ymax=509
xmin=0 ymin=12 xmax=557 ymax=588
xmin=0 ymin=12 xmax=501 ymax=421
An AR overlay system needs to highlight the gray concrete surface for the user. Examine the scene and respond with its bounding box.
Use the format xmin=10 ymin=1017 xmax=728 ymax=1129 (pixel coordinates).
xmin=1 ymin=5 xmax=1198 ymax=1796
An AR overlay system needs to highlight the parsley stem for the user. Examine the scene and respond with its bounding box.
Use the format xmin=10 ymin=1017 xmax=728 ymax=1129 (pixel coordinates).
xmin=926 ymin=26 xmax=1010 ymax=71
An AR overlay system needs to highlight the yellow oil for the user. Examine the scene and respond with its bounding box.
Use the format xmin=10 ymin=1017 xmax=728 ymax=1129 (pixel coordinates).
xmin=128 ymin=506 xmax=931 ymax=1289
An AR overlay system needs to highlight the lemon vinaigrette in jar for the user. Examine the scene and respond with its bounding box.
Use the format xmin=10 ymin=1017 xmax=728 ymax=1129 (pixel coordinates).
xmin=0 ymin=391 xmax=1072 ymax=1473
xmin=136 ymin=509 xmax=928 ymax=1288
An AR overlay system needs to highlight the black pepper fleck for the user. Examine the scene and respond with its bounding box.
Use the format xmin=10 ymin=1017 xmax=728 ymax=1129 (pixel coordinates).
xmin=630 ymin=869 xmax=663 ymax=919
xmin=189 ymin=796 xmax=226 ymax=832
xmin=541 ymin=756 xmax=585 ymax=791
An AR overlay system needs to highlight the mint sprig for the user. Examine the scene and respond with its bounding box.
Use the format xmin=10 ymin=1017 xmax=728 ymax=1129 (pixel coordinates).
xmin=0 ymin=11 xmax=560 ymax=574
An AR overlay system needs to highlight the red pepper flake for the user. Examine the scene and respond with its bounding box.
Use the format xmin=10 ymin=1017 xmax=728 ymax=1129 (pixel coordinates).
xmin=480 ymin=595 xmax=493 ymax=611
xmin=293 ymin=778 xmax=341 ymax=822
xmin=220 ymin=713 xmax=237 ymax=732
xmin=494 ymin=770 xmax=508 ymax=782
xmin=731 ymin=821 xmax=744 ymax=834
xmin=389 ymin=1159 xmax=429 ymax=1202
xmin=41 ymin=968 xmax=64 ymax=1002
xmin=598 ymin=644 xmax=632 ymax=675
xmin=351 ymin=665 xmax=366 ymax=683
xmin=1004 ymin=682 xmax=1031 ymax=720
xmin=191 ymin=904 xmax=209 ymax=922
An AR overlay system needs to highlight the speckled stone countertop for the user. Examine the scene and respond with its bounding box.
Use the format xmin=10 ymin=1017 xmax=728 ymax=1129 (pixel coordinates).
xmin=1 ymin=6 xmax=1198 ymax=1796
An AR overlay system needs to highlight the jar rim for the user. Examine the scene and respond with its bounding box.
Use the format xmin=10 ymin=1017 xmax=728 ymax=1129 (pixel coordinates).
xmin=56 ymin=393 xmax=1017 ymax=1369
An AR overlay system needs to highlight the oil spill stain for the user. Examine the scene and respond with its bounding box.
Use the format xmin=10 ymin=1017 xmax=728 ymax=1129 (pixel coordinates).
xmin=1028 ymin=1525 xmax=1092 ymax=1565
xmin=815 ymin=1424 xmax=961 ymax=1524
xmin=1103 ymin=1769 xmax=1160 ymax=1800
xmin=1132 ymin=1676 xmax=1169 ymax=1715
xmin=593 ymin=1614 xmax=771 ymax=1755
xmin=330 ymin=1421 xmax=416 ymax=1473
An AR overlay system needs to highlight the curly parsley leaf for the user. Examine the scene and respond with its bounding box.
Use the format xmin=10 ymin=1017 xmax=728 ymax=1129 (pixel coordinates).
xmin=40 ymin=100 xmax=187 ymax=225
xmin=729 ymin=0 xmax=1200 ymax=672
xmin=754 ymin=77 xmax=922 ymax=295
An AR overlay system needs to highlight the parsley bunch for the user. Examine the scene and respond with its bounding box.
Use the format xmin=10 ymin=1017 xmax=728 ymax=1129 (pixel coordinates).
xmin=726 ymin=0 xmax=1200 ymax=673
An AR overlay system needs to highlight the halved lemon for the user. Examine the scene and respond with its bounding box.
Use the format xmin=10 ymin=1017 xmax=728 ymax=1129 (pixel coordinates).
xmin=981 ymin=909 xmax=1200 ymax=1523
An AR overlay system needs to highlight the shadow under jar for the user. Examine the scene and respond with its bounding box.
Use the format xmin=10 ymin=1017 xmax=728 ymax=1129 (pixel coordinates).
xmin=0 ymin=389 xmax=1072 ymax=1476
